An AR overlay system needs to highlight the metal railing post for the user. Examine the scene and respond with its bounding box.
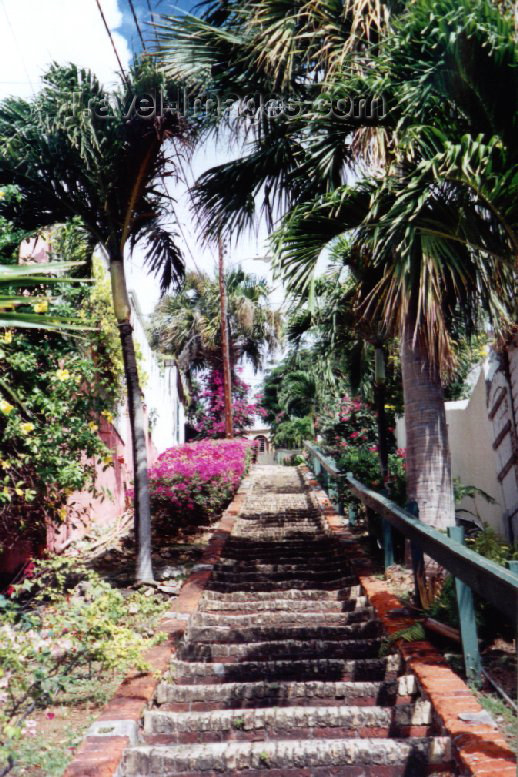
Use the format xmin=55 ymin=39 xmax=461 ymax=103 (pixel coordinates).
xmin=407 ymin=501 xmax=424 ymax=608
xmin=381 ymin=489 xmax=394 ymax=569
xmin=448 ymin=525 xmax=482 ymax=686
xmin=336 ymin=487 xmax=344 ymax=516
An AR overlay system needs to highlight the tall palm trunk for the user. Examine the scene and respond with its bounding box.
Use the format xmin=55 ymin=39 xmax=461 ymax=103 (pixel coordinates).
xmin=110 ymin=252 xmax=154 ymax=582
xmin=401 ymin=312 xmax=454 ymax=530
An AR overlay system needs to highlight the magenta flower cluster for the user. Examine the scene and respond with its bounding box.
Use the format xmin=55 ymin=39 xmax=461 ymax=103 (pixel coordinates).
xmin=193 ymin=370 xmax=265 ymax=439
xmin=148 ymin=438 xmax=253 ymax=521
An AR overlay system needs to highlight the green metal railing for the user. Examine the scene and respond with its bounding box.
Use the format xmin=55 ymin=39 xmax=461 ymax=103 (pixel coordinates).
xmin=304 ymin=442 xmax=345 ymax=515
xmin=304 ymin=441 xmax=518 ymax=684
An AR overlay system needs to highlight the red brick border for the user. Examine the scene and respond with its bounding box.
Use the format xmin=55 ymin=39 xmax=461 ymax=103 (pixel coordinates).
xmin=62 ymin=483 xmax=249 ymax=777
xmin=301 ymin=466 xmax=517 ymax=777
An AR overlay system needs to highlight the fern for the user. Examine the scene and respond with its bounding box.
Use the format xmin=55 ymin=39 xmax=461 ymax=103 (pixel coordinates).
xmin=380 ymin=622 xmax=426 ymax=655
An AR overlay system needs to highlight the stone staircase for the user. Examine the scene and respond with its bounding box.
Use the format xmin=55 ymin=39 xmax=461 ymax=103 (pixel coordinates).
xmin=123 ymin=466 xmax=456 ymax=777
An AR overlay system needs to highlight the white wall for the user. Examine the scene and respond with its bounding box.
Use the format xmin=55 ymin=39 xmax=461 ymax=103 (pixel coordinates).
xmin=396 ymin=357 xmax=518 ymax=538
xmin=130 ymin=293 xmax=185 ymax=454
xmin=444 ymin=367 xmax=506 ymax=533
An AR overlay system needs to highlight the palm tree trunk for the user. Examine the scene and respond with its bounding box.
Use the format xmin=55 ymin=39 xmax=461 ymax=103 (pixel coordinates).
xmin=110 ymin=254 xmax=154 ymax=583
xmin=401 ymin=312 xmax=454 ymax=530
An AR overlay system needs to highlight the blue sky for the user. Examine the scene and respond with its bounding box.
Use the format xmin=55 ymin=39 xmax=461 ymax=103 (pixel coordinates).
xmin=119 ymin=1 xmax=198 ymax=53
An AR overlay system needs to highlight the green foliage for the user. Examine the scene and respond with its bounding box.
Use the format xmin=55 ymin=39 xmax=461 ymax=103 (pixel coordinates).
xmin=466 ymin=525 xmax=518 ymax=566
xmin=380 ymin=622 xmax=426 ymax=655
xmin=273 ymin=416 xmax=313 ymax=449
xmin=150 ymin=268 xmax=282 ymax=381
xmin=425 ymin=526 xmax=518 ymax=634
xmin=86 ymin=258 xmax=125 ymax=404
xmin=444 ymin=335 xmax=489 ymax=401
xmin=0 ymin=556 xmax=168 ymax=773
xmin=0 ymin=62 xmax=188 ymax=293
xmin=0 ymin=223 xmax=127 ymax=552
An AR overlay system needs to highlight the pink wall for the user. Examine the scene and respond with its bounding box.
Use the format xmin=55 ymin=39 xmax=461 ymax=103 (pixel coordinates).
xmin=1 ymin=405 xmax=158 ymax=583
xmin=48 ymin=407 xmax=158 ymax=552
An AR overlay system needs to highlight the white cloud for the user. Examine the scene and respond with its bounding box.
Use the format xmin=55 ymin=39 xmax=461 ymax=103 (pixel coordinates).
xmin=0 ymin=0 xmax=131 ymax=100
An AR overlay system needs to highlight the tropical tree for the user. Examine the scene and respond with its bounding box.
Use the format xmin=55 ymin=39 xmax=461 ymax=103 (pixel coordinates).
xmin=150 ymin=268 xmax=282 ymax=381
xmin=271 ymin=0 xmax=517 ymax=527
xmin=0 ymin=63 xmax=190 ymax=582
xmin=155 ymin=0 xmax=516 ymax=531
xmin=0 ymin=261 xmax=89 ymax=332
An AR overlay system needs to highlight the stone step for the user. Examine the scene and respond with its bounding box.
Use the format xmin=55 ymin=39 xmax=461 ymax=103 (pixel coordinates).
xmin=198 ymin=596 xmax=369 ymax=613
xmin=205 ymin=576 xmax=357 ymax=592
xmin=172 ymin=655 xmax=402 ymax=684
xmin=156 ymin=675 xmax=419 ymax=711
xmin=216 ymin=553 xmax=347 ymax=572
xmin=179 ymin=636 xmax=384 ymax=663
xmin=201 ymin=586 xmax=363 ymax=602
xmin=191 ymin=607 xmax=375 ymax=629
xmin=185 ymin=620 xmax=382 ymax=645
xmin=124 ymin=736 xmax=452 ymax=776
xmin=214 ymin=556 xmax=347 ymax=574
xmin=222 ymin=538 xmax=337 ymax=551
xmin=143 ymin=701 xmax=433 ymax=743
xmin=209 ymin=567 xmax=352 ymax=584
xmin=237 ymin=509 xmax=323 ymax=520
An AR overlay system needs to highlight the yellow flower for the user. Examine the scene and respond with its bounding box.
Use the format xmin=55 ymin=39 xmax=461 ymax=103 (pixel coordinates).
xmin=88 ymin=421 xmax=98 ymax=432
xmin=56 ymin=368 xmax=71 ymax=381
xmin=0 ymin=460 xmax=9 ymax=469
xmin=58 ymin=507 xmax=68 ymax=522
xmin=33 ymin=300 xmax=48 ymax=313
xmin=15 ymin=488 xmax=23 ymax=497
xmin=0 ymin=190 xmax=4 ymax=199
xmin=20 ymin=422 xmax=35 ymax=434
xmin=0 ymin=400 xmax=14 ymax=415
xmin=384 ymin=404 xmax=396 ymax=411
xmin=3 ymin=486 xmax=9 ymax=496
xmin=103 ymin=454 xmax=113 ymax=466
xmin=1 ymin=330 xmax=12 ymax=344
xmin=101 ymin=410 xmax=114 ymax=424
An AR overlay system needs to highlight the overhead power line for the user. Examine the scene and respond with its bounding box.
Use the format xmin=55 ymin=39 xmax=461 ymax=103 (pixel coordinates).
xmin=0 ymin=0 xmax=35 ymax=94
xmin=93 ymin=0 xmax=129 ymax=86
xmin=127 ymin=0 xmax=147 ymax=52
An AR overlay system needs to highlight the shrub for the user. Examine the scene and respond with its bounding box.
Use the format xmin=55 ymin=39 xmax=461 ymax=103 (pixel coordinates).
xmin=0 ymin=556 xmax=167 ymax=773
xmin=273 ymin=416 xmax=313 ymax=449
xmin=148 ymin=438 xmax=253 ymax=524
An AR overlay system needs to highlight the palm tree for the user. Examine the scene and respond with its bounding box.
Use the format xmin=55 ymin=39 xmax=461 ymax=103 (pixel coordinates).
xmin=150 ymin=268 xmax=282 ymax=382
xmin=0 ymin=63 xmax=189 ymax=582
xmin=155 ymin=0 xmax=516 ymax=531
xmin=0 ymin=261 xmax=90 ymax=332
xmin=270 ymin=0 xmax=516 ymax=527
xmin=153 ymin=0 xmax=390 ymax=241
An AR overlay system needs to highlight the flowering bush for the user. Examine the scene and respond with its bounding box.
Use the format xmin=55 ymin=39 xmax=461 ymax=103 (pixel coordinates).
xmin=190 ymin=370 xmax=265 ymax=439
xmin=318 ymin=394 xmax=407 ymax=506
xmin=148 ymin=438 xmax=253 ymax=524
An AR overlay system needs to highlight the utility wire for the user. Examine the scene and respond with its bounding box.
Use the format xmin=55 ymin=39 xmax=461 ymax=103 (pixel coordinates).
xmin=93 ymin=0 xmax=130 ymax=86
xmin=127 ymin=0 xmax=147 ymax=52
xmin=0 ymin=0 xmax=35 ymax=94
